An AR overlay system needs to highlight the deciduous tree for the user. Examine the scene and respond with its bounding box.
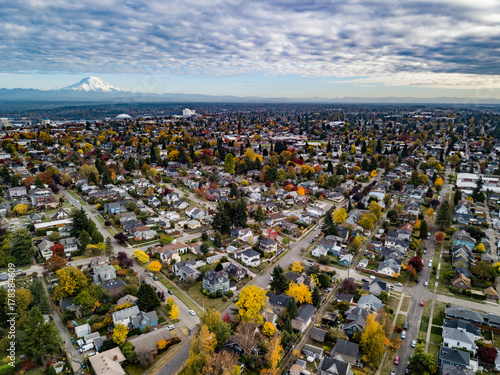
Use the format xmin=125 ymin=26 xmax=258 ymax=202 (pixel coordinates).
xmin=285 ymin=282 xmax=312 ymax=305
xmin=360 ymin=314 xmax=385 ymax=366
xmin=148 ymin=260 xmax=162 ymax=272
xmin=169 ymin=303 xmax=179 ymax=320
xmin=235 ymin=285 xmax=268 ymax=324
xmin=333 ymin=207 xmax=347 ymax=224
xmin=43 ymin=254 xmax=67 ymax=273
xmin=53 ymin=266 xmax=88 ymax=300
xmin=262 ymin=321 xmax=276 ymax=337
xmin=113 ymin=323 xmax=128 ymax=345
xmin=291 ymin=261 xmax=304 ymax=274
xmin=133 ymin=249 xmax=149 ymax=263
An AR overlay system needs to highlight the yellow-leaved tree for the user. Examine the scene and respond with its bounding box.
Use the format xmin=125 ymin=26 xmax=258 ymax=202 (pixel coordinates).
xmin=285 ymin=282 xmax=312 ymax=304
xmin=434 ymin=176 xmax=444 ymax=190
xmin=368 ymin=201 xmax=382 ymax=218
xmin=157 ymin=339 xmax=167 ymax=350
xmin=13 ymin=204 xmax=28 ymax=215
xmin=426 ymin=208 xmax=434 ymax=218
xmin=261 ymin=332 xmax=283 ymax=375
xmin=185 ymin=324 xmax=217 ymax=374
xmin=370 ymin=170 xmax=378 ymax=178
xmin=476 ymin=243 xmax=486 ymax=253
xmin=169 ymin=303 xmax=179 ymax=320
xmin=148 ymin=260 xmax=162 ymax=272
xmin=235 ymin=285 xmax=268 ymax=324
xmin=53 ymin=266 xmax=88 ymax=300
xmin=360 ymin=314 xmax=386 ymax=366
xmin=291 ymin=261 xmax=304 ymax=274
xmin=113 ymin=323 xmax=128 ymax=345
xmin=262 ymin=321 xmax=276 ymax=337
xmin=133 ymin=249 xmax=149 ymax=263
xmin=333 ymin=207 xmax=347 ymax=224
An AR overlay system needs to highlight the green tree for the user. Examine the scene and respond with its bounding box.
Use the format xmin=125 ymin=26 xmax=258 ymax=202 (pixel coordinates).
xmin=137 ymin=284 xmax=161 ymax=312
xmin=122 ymin=342 xmax=137 ymax=362
xmin=34 ymin=175 xmax=45 ymax=188
xmin=270 ymin=265 xmax=289 ymax=295
xmin=211 ymin=201 xmax=231 ymax=234
xmin=105 ymin=237 xmax=114 ymax=258
xmin=224 ymin=153 xmax=235 ymax=174
xmin=436 ymin=200 xmax=452 ymax=230
xmin=253 ymin=204 xmax=266 ymax=224
xmin=19 ymin=306 xmax=59 ymax=363
xmin=286 ymin=297 xmax=298 ymax=320
xmin=232 ymin=198 xmax=248 ymax=228
xmin=419 ymin=220 xmax=428 ymax=241
xmin=213 ymin=231 xmax=222 ymax=248
xmin=454 ymin=189 xmax=462 ymax=206
xmin=321 ymin=209 xmax=338 ymax=236
xmin=312 ymin=286 xmax=321 ymax=307
xmin=78 ymin=230 xmax=91 ymax=251
xmin=70 ymin=208 xmax=90 ymax=237
xmin=409 ymin=343 xmax=438 ymax=374
xmin=11 ymin=229 xmax=34 ymax=265
xmin=30 ymin=278 xmax=50 ymax=314
xmin=472 ymin=176 xmax=484 ymax=202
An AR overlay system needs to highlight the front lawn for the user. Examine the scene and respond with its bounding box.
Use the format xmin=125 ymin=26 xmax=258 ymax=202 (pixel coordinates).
xmin=185 ymin=283 xmax=226 ymax=311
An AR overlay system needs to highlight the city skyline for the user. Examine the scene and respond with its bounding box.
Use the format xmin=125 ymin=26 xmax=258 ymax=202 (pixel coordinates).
xmin=1 ymin=0 xmax=500 ymax=99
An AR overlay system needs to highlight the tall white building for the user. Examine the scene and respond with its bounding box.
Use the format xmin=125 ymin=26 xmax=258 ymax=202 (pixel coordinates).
xmin=183 ymin=108 xmax=195 ymax=117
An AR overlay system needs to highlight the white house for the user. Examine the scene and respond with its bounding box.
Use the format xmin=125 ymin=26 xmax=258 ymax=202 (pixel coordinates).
xmin=442 ymin=328 xmax=477 ymax=354
xmin=112 ymin=306 xmax=140 ymax=327
xmin=239 ymin=249 xmax=261 ymax=267
xmin=312 ymin=245 xmax=328 ymax=258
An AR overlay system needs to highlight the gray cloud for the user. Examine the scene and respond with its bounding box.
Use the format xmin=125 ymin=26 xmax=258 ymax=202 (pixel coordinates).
xmin=1 ymin=0 xmax=499 ymax=86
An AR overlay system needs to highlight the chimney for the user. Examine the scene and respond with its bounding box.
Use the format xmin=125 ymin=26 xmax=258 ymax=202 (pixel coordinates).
xmin=113 ymin=355 xmax=118 ymax=361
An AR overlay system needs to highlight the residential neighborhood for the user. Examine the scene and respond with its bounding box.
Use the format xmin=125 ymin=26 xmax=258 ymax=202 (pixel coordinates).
xmin=0 ymin=105 xmax=499 ymax=375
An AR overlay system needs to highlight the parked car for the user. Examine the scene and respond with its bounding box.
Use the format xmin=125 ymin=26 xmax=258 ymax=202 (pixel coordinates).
xmin=395 ymin=282 xmax=403 ymax=287
xmin=394 ymin=356 xmax=399 ymax=365
xmin=420 ymin=302 xmax=424 ymax=306
xmin=153 ymin=276 xmax=159 ymax=281
xmin=401 ymin=331 xmax=406 ymax=339
xmin=403 ymin=321 xmax=408 ymax=330
xmin=411 ymin=340 xmax=417 ymax=348
xmin=362 ymin=278 xmax=369 ymax=283
xmin=416 ymin=278 xmax=420 ymax=283
xmin=168 ymin=289 xmax=173 ymax=295
xmin=148 ymin=272 xmax=154 ymax=277
xmin=189 ymin=310 xmax=196 ymax=316
xmin=427 ymin=262 xmax=432 ymax=267
xmin=424 ymin=281 xmax=428 ymax=287
xmin=167 ymin=325 xmax=175 ymax=330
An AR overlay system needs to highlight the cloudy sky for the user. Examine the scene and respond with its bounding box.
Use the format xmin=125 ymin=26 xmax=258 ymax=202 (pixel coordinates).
xmin=1 ymin=0 xmax=500 ymax=99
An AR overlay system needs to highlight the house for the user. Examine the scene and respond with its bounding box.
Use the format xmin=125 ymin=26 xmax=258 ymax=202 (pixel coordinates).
xmin=265 ymin=212 xmax=286 ymax=227
xmin=51 ymin=208 xmax=70 ymax=220
xmin=336 ymin=293 xmax=354 ymax=304
xmin=29 ymin=213 xmax=42 ymax=223
xmin=93 ymin=265 xmax=117 ymax=284
xmin=102 ymin=279 xmax=127 ymax=297
xmin=75 ymin=323 xmax=91 ymax=338
xmin=438 ymin=347 xmax=470 ymax=370
xmin=445 ymin=306 xmax=484 ymax=325
xmin=154 ymin=242 xmax=190 ymax=258
xmin=206 ymin=254 xmax=222 ymax=264
xmin=89 ymin=256 xmax=110 ymax=269
xmin=127 ymin=326 xmax=172 ymax=356
xmin=38 ymin=239 xmax=54 ymax=260
xmin=484 ymin=286 xmax=498 ymax=301
xmin=112 ymin=305 xmax=140 ymax=327
xmin=310 ymin=327 xmax=328 ymax=343
xmin=266 ymin=292 xmax=290 ymax=314
xmin=224 ymin=263 xmax=247 ymax=281
xmin=339 ymin=254 xmax=353 ymax=266
xmin=9 ymin=186 xmax=27 ymax=199
xmin=202 ymin=270 xmax=230 ymax=295
xmin=441 ymin=364 xmax=475 ymax=375
xmin=89 ymin=347 xmax=126 ymax=375
xmin=106 ymin=202 xmax=124 ymax=214
xmin=239 ymin=249 xmax=261 ymax=267
xmin=160 ymin=249 xmax=181 ymax=265
xmin=292 ymin=303 xmax=317 ymax=333
xmin=286 ymin=272 xmax=312 ymax=287
xmin=131 ymin=311 xmax=159 ymax=331
xmin=60 ymin=297 xmax=76 ymax=310
xmin=60 ymin=237 xmax=79 ymax=256
xmin=452 ymin=231 xmax=477 ymax=249
xmin=259 ymin=237 xmax=278 ymax=252
xmin=116 ymin=294 xmax=138 ymax=306
xmin=303 ymin=344 xmax=324 ymax=361
xmin=362 ymin=278 xmax=389 ymax=296
xmin=332 ymin=339 xmax=361 ymax=366
xmin=451 ymin=274 xmax=472 ymax=290
xmin=318 ymin=356 xmax=354 ymax=375
xmin=356 ymin=295 xmax=383 ymax=311
xmin=442 ymin=328 xmax=477 ymax=354
xmin=322 ymin=311 xmax=338 ymax=327
xmin=343 ymin=306 xmax=369 ymax=338
xmin=237 ymin=228 xmax=254 ymax=243
xmin=312 ymin=245 xmax=329 ymax=258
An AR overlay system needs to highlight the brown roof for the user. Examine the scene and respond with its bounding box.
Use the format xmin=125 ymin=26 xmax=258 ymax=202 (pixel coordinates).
xmin=154 ymin=243 xmax=189 ymax=253
xmin=127 ymin=326 xmax=172 ymax=353
xmin=484 ymin=286 xmax=498 ymax=296
xmin=89 ymin=347 xmax=126 ymax=375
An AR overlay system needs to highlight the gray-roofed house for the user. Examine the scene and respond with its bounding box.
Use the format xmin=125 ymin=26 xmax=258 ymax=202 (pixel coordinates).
xmin=239 ymin=248 xmax=261 ymax=267
xmin=343 ymin=306 xmax=369 ymax=338
xmin=292 ymin=303 xmax=317 ymax=333
xmin=131 ymin=311 xmax=159 ymax=331
xmin=93 ymin=265 xmax=117 ymax=284
xmin=266 ymin=292 xmax=290 ymax=314
xmin=112 ymin=306 xmax=140 ymax=327
xmin=438 ymin=347 xmax=470 ymax=370
xmin=303 ymin=344 xmax=324 ymax=361
xmin=445 ymin=306 xmax=484 ymax=325
xmin=318 ymin=356 xmax=354 ymax=375
xmin=127 ymin=326 xmax=173 ymax=356
xmin=102 ymin=279 xmax=126 ymax=297
xmin=356 ymin=294 xmax=383 ymax=311
xmin=116 ymin=294 xmax=138 ymax=306
xmin=442 ymin=328 xmax=477 ymax=354
xmin=202 ymin=270 xmax=230 ymax=295
xmin=332 ymin=339 xmax=362 ymax=365
xmin=311 ymin=327 xmax=328 ymax=343
xmin=441 ymin=364 xmax=475 ymax=375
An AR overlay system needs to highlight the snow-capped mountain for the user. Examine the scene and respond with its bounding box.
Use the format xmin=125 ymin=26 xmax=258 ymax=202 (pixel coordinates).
xmin=62 ymin=76 xmax=126 ymax=92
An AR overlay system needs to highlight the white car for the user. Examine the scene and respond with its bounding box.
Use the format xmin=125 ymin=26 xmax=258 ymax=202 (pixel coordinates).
xmin=189 ymin=310 xmax=196 ymax=316
xmin=401 ymin=330 xmax=406 ymax=339
xmin=411 ymin=340 xmax=417 ymax=348
xmin=424 ymin=281 xmax=428 ymax=287
xmin=147 ymin=272 xmax=154 ymax=277
xmin=428 ymin=262 xmax=432 ymax=267
xmin=167 ymin=325 xmax=175 ymax=330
